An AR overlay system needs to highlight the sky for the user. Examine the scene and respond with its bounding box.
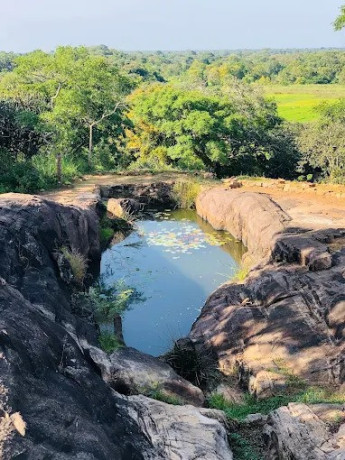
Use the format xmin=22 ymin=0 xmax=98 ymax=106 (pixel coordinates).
xmin=1 ymin=0 xmax=344 ymax=52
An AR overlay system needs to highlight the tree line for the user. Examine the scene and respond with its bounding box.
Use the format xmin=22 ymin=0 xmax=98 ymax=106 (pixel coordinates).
xmin=0 ymin=44 xmax=345 ymax=192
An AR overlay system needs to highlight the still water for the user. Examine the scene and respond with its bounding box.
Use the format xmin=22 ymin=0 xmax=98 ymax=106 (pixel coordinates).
xmin=100 ymin=209 xmax=245 ymax=356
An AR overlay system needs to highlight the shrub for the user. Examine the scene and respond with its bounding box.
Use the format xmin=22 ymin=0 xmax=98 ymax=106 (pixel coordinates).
xmin=172 ymin=179 xmax=202 ymax=209
xmin=61 ymin=247 xmax=88 ymax=285
xmin=98 ymin=331 xmax=123 ymax=353
xmin=100 ymin=227 xmax=114 ymax=246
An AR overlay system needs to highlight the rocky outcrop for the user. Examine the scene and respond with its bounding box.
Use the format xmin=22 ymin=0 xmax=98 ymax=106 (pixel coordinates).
xmin=192 ymin=188 xmax=345 ymax=398
xmin=122 ymin=394 xmax=233 ymax=460
xmin=263 ymin=403 xmax=345 ymax=459
xmin=0 ymin=192 xmax=233 ymax=459
xmin=100 ymin=182 xmax=176 ymax=210
xmin=196 ymin=188 xmax=291 ymax=262
xmin=87 ymin=345 xmax=205 ymax=406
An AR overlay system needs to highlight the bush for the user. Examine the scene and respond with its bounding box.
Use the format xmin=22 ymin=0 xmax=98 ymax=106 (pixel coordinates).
xmin=100 ymin=227 xmax=114 ymax=247
xmin=172 ymin=179 xmax=202 ymax=209
xmin=61 ymin=247 xmax=88 ymax=285
xmin=98 ymin=331 xmax=123 ymax=353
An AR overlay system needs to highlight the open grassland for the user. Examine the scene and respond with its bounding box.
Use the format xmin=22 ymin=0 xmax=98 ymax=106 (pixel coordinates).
xmin=262 ymin=84 xmax=345 ymax=122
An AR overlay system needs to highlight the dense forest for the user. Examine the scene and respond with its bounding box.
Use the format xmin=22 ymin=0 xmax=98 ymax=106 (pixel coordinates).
xmin=0 ymin=46 xmax=345 ymax=192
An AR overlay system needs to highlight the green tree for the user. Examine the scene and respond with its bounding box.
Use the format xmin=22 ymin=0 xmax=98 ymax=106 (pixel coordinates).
xmin=298 ymin=101 xmax=345 ymax=182
xmin=128 ymin=83 xmax=298 ymax=177
xmin=334 ymin=5 xmax=345 ymax=30
xmin=0 ymin=47 xmax=131 ymax=181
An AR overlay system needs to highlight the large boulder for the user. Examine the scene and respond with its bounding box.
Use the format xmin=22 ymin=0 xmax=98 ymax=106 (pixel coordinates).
xmin=196 ymin=188 xmax=291 ymax=262
xmin=263 ymin=403 xmax=345 ymax=459
xmin=86 ymin=345 xmax=205 ymax=406
xmin=122 ymin=394 xmax=233 ymax=460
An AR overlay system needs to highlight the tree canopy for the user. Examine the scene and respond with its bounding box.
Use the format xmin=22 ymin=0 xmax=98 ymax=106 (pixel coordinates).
xmin=334 ymin=5 xmax=345 ymax=30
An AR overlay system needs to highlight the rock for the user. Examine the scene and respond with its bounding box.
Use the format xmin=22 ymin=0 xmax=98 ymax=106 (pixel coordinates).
xmin=203 ymin=172 xmax=216 ymax=180
xmin=192 ymin=188 xmax=345 ymax=397
xmin=100 ymin=182 xmax=176 ymax=210
xmin=249 ymin=371 xmax=287 ymax=400
xmin=243 ymin=413 xmax=268 ymax=425
xmin=107 ymin=197 xmax=141 ymax=218
xmin=122 ymin=394 xmax=233 ymax=460
xmin=263 ymin=403 xmax=345 ymax=459
xmin=87 ymin=345 xmax=205 ymax=406
xmin=212 ymin=384 xmax=244 ymax=404
xmin=196 ymin=188 xmax=291 ymax=262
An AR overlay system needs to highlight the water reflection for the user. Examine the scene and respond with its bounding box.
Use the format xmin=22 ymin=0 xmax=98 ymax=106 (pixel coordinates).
xmin=100 ymin=209 xmax=246 ymax=356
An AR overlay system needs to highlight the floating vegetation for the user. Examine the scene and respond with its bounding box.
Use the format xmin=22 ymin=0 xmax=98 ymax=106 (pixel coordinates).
xmin=144 ymin=223 xmax=233 ymax=255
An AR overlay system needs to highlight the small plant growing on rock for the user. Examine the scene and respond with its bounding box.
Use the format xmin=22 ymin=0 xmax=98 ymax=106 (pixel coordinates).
xmin=98 ymin=331 xmax=123 ymax=353
xmin=61 ymin=247 xmax=87 ymax=285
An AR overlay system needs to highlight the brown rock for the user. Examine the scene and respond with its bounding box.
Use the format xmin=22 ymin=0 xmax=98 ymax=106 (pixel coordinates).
xmin=192 ymin=188 xmax=345 ymax=397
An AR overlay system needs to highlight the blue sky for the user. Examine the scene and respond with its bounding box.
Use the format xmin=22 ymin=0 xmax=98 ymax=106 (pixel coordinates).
xmin=1 ymin=0 xmax=344 ymax=52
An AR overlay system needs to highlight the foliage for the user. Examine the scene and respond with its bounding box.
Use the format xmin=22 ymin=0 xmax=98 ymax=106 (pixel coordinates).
xmin=297 ymin=100 xmax=345 ymax=183
xmin=128 ymin=83 xmax=299 ymax=178
xmin=100 ymin=227 xmax=114 ymax=246
xmin=229 ymin=433 xmax=261 ymax=460
xmin=334 ymin=5 xmax=345 ymax=31
xmin=148 ymin=386 xmax=182 ymax=406
xmin=0 ymin=46 xmax=132 ymax=183
xmin=98 ymin=331 xmax=123 ymax=353
xmin=208 ymin=386 xmax=345 ymax=421
xmin=173 ymin=179 xmax=202 ymax=209
xmin=88 ymin=279 xmax=142 ymax=322
xmin=61 ymin=247 xmax=88 ymax=285
xmin=2 ymin=45 xmax=345 ymax=191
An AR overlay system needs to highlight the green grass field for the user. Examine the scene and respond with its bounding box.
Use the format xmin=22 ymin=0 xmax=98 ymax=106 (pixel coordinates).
xmin=262 ymin=84 xmax=345 ymax=123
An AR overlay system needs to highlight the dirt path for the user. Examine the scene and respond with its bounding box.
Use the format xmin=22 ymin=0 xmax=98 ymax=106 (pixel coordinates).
xmin=238 ymin=178 xmax=345 ymax=230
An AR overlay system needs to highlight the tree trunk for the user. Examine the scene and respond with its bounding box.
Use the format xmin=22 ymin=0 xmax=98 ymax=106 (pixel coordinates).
xmin=56 ymin=152 xmax=62 ymax=184
xmin=113 ymin=314 xmax=125 ymax=345
xmin=88 ymin=124 xmax=93 ymax=167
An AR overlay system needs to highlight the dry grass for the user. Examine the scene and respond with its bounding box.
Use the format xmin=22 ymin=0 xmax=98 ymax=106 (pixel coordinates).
xmin=61 ymin=247 xmax=88 ymax=285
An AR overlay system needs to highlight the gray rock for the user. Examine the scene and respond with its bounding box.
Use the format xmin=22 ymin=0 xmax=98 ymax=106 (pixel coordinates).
xmin=87 ymin=345 xmax=205 ymax=406
xmin=263 ymin=403 xmax=345 ymax=459
xmin=122 ymin=394 xmax=233 ymax=460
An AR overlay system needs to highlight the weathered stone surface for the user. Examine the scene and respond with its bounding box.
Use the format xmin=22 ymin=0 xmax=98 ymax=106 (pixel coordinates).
xmin=196 ymin=188 xmax=291 ymax=262
xmin=87 ymin=345 xmax=205 ymax=406
xmin=212 ymin=384 xmax=244 ymax=404
xmin=263 ymin=403 xmax=345 ymax=459
xmin=122 ymin=394 xmax=233 ymax=460
xmin=0 ymin=195 xmax=157 ymax=459
xmin=107 ymin=197 xmax=142 ymax=218
xmin=0 ymin=192 xmax=232 ymax=459
xmin=100 ymin=182 xmax=176 ymax=210
xmin=192 ymin=188 xmax=345 ymax=398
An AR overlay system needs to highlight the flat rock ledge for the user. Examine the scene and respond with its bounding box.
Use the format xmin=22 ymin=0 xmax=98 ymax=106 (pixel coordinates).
xmin=193 ymin=188 xmax=345 ymax=397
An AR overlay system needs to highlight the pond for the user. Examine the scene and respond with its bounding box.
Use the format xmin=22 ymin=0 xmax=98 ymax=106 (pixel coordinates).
xmin=100 ymin=209 xmax=246 ymax=356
